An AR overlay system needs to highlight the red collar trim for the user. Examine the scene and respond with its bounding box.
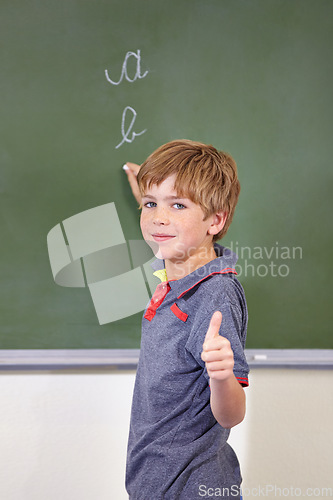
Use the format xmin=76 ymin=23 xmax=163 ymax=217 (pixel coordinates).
xmin=177 ymin=268 xmax=237 ymax=299
xmin=144 ymin=282 xmax=171 ymax=321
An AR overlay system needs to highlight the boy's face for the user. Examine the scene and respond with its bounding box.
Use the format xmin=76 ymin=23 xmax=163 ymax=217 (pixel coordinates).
xmin=140 ymin=175 xmax=221 ymax=274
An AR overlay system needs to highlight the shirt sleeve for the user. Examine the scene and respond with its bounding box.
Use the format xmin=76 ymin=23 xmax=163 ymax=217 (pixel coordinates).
xmin=185 ymin=277 xmax=249 ymax=387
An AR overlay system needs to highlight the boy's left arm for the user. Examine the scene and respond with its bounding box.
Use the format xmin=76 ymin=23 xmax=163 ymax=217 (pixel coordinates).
xmin=201 ymin=311 xmax=246 ymax=429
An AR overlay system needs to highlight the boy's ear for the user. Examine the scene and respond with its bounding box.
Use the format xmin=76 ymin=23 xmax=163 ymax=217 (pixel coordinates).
xmin=208 ymin=211 xmax=228 ymax=236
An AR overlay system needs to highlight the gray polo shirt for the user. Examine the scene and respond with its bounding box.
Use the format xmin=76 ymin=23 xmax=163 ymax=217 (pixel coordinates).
xmin=126 ymin=244 xmax=249 ymax=500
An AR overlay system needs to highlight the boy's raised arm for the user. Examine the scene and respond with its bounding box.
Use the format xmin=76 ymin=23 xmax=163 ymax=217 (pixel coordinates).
xmin=201 ymin=311 xmax=246 ymax=429
xmin=123 ymin=162 xmax=142 ymax=205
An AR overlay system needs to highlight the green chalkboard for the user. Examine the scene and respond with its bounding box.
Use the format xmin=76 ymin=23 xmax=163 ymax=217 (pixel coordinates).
xmin=1 ymin=0 xmax=332 ymax=350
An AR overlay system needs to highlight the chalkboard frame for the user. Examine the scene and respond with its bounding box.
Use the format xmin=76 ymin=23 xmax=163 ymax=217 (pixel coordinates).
xmin=0 ymin=349 xmax=332 ymax=370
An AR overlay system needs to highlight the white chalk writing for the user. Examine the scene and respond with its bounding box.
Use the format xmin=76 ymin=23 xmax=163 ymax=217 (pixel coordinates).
xmin=115 ymin=106 xmax=147 ymax=149
xmin=105 ymin=49 xmax=148 ymax=148
xmin=105 ymin=50 xmax=148 ymax=85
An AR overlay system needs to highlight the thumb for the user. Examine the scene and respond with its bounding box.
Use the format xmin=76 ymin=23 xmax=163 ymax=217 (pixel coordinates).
xmin=125 ymin=162 xmax=141 ymax=175
xmin=204 ymin=311 xmax=222 ymax=345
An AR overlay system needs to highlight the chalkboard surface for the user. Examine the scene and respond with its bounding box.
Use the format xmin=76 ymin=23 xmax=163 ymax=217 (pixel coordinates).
xmin=1 ymin=0 xmax=332 ymax=349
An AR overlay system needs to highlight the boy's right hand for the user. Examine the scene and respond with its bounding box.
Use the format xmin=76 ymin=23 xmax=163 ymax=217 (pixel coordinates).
xmin=201 ymin=311 xmax=235 ymax=382
xmin=123 ymin=162 xmax=141 ymax=205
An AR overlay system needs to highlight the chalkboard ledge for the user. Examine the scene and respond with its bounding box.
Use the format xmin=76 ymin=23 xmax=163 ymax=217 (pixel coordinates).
xmin=0 ymin=349 xmax=332 ymax=371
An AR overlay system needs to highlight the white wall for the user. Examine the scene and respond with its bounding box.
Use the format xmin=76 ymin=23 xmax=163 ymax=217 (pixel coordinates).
xmin=241 ymin=369 xmax=333 ymax=500
xmin=0 ymin=368 xmax=332 ymax=500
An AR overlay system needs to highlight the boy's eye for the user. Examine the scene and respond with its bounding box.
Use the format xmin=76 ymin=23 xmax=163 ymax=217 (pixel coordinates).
xmin=144 ymin=201 xmax=157 ymax=208
xmin=173 ymin=203 xmax=186 ymax=210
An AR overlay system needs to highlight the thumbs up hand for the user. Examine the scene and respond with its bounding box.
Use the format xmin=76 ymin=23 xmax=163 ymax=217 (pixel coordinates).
xmin=201 ymin=311 xmax=234 ymax=381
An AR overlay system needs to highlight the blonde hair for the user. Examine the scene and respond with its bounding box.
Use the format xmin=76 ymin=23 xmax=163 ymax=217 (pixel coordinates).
xmin=138 ymin=139 xmax=240 ymax=241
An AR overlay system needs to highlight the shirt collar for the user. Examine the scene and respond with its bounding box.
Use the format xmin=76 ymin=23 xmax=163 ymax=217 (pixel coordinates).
xmin=150 ymin=243 xmax=238 ymax=300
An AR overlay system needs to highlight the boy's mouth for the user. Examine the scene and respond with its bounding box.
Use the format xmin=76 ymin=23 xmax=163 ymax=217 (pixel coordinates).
xmin=151 ymin=233 xmax=175 ymax=242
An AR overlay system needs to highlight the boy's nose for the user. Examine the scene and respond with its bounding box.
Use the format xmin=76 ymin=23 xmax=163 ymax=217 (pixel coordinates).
xmin=153 ymin=208 xmax=170 ymax=225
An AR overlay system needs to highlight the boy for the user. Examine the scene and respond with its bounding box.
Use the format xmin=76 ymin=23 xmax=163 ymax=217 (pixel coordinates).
xmin=124 ymin=140 xmax=249 ymax=499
